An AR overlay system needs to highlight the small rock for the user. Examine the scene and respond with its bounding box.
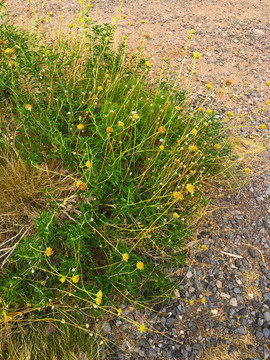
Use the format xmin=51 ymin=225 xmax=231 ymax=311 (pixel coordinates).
xmin=263 ymin=327 xmax=270 ymax=339
xmin=216 ymin=280 xmax=222 ymax=289
xmin=186 ymin=270 xmax=193 ymax=279
xmin=230 ymin=298 xmax=238 ymax=307
xmin=211 ymin=309 xmax=218 ymax=315
xmin=234 ymin=326 xmax=246 ymax=335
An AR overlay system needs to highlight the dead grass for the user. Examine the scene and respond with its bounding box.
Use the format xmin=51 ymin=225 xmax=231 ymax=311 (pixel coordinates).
xmin=203 ymin=331 xmax=260 ymax=360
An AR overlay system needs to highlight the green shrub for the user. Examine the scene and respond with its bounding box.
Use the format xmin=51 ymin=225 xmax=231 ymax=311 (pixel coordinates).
xmin=0 ymin=0 xmax=252 ymax=333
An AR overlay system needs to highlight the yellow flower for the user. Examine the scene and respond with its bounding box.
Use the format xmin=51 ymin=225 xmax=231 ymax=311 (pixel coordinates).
xmin=118 ymin=121 xmax=124 ymax=127
xmin=144 ymin=33 xmax=150 ymax=39
xmin=133 ymin=113 xmax=139 ymax=120
xmin=244 ymin=168 xmax=250 ymax=174
xmin=49 ymin=11 xmax=54 ymax=16
xmin=198 ymin=107 xmax=204 ymax=112
xmin=238 ymin=154 xmax=242 ymax=159
xmin=96 ymin=297 xmax=102 ymax=305
xmin=266 ymin=81 xmax=270 ymax=87
xmin=25 ymin=104 xmax=32 ymax=111
xmin=137 ymin=261 xmax=144 ymax=270
xmin=123 ymin=35 xmax=127 ymax=40
xmin=72 ymin=275 xmax=79 ymax=283
xmin=68 ymin=23 xmax=74 ymax=29
xmin=225 ymin=79 xmax=232 ymax=86
xmin=265 ymin=100 xmax=269 ymax=106
xmin=76 ymin=181 xmax=87 ymax=191
xmin=139 ymin=324 xmax=146 ymax=333
xmin=201 ymin=297 xmax=206 ymax=304
xmin=214 ymin=144 xmax=221 ymax=150
xmin=261 ymin=107 xmax=265 ymax=111
xmin=189 ymin=145 xmax=198 ymax=152
xmin=122 ymin=253 xmax=129 ymax=262
xmin=117 ymin=308 xmax=122 ymax=314
xmin=186 ymin=183 xmax=195 ymax=195
xmin=261 ymin=124 xmax=267 ymax=130
xmin=141 ymin=20 xmax=145 ymax=24
xmin=227 ymin=111 xmax=234 ymax=117
xmin=191 ymin=128 xmax=198 ymax=136
xmin=159 ymin=145 xmax=164 ymax=151
xmin=77 ymin=123 xmax=84 ymax=130
xmin=201 ymin=245 xmax=207 ymax=251
xmin=46 ymin=247 xmax=53 ymax=256
xmin=205 ymin=83 xmax=212 ymax=90
xmin=96 ymin=290 xmax=103 ymax=299
xmin=175 ymin=106 xmax=181 ymax=111
xmin=190 ymin=29 xmax=195 ymax=34
xmin=206 ymin=109 xmax=212 ymax=115
xmin=173 ymin=191 xmax=184 ymax=201
xmin=4 ymin=48 xmax=13 ymax=55
xmin=173 ymin=212 xmax=180 ymax=219
xmin=59 ymin=277 xmax=66 ymax=283
xmin=122 ymin=15 xmax=127 ymax=19
xmin=129 ymin=22 xmax=133 ymax=26
xmin=107 ymin=126 xmax=113 ymax=133
xmin=86 ymin=160 xmax=92 ymax=168
xmin=189 ymin=299 xmax=194 ymax=305
xmin=97 ymin=86 xmax=103 ymax=91
xmin=239 ymin=113 xmax=244 ymax=118
xmin=159 ymin=126 xmax=166 ymax=134
xmin=193 ymin=51 xmax=201 ymax=59
xmin=145 ymin=61 xmax=152 ymax=68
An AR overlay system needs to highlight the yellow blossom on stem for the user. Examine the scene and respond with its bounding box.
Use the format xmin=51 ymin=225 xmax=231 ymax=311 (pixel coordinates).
xmin=133 ymin=113 xmax=139 ymax=120
xmin=189 ymin=145 xmax=198 ymax=152
xmin=46 ymin=247 xmax=53 ymax=256
xmin=206 ymin=109 xmax=212 ymax=115
xmin=122 ymin=253 xmax=129 ymax=262
xmin=198 ymin=107 xmax=204 ymax=112
xmin=86 ymin=160 xmax=92 ymax=168
xmin=190 ymin=29 xmax=195 ymax=34
xmin=244 ymin=168 xmax=250 ymax=174
xmin=173 ymin=212 xmax=180 ymax=219
xmin=144 ymin=33 xmax=150 ymax=39
xmin=139 ymin=324 xmax=146 ymax=333
xmin=122 ymin=15 xmax=127 ymax=19
xmin=225 ymin=79 xmax=232 ymax=86
xmin=123 ymin=35 xmax=127 ymax=40
xmin=68 ymin=23 xmax=74 ymax=29
xmin=173 ymin=191 xmax=184 ymax=201
xmin=159 ymin=145 xmax=164 ymax=151
xmin=96 ymin=297 xmax=102 ymax=305
xmin=60 ymin=277 xmax=66 ymax=283
xmin=191 ymin=128 xmax=198 ymax=136
xmin=76 ymin=181 xmax=87 ymax=191
xmin=117 ymin=308 xmax=122 ymax=314
xmin=201 ymin=245 xmax=207 ymax=251
xmin=137 ymin=261 xmax=144 ymax=270
xmin=214 ymin=144 xmax=221 ymax=150
xmin=107 ymin=126 xmax=113 ymax=133
xmin=25 ymin=104 xmax=32 ymax=111
xmin=72 ymin=275 xmax=79 ymax=283
xmin=193 ymin=51 xmax=201 ymax=59
xmin=175 ymin=106 xmax=181 ymax=111
xmin=97 ymin=86 xmax=103 ymax=91
xmin=159 ymin=126 xmax=166 ymax=134
xmin=5 ymin=48 xmax=13 ymax=55
xmin=265 ymin=100 xmax=269 ymax=106
xmin=186 ymin=183 xmax=195 ymax=195
xmin=77 ymin=123 xmax=84 ymax=130
xmin=118 ymin=121 xmax=124 ymax=127
xmin=205 ymin=83 xmax=212 ymax=90
xmin=201 ymin=297 xmax=206 ymax=304
xmin=227 ymin=111 xmax=234 ymax=117
xmin=266 ymin=81 xmax=270 ymax=87
xmin=141 ymin=20 xmax=145 ymax=24
xmin=260 ymin=124 xmax=267 ymax=130
xmin=145 ymin=61 xmax=152 ymax=68
xmin=96 ymin=290 xmax=103 ymax=299
xmin=189 ymin=299 xmax=194 ymax=305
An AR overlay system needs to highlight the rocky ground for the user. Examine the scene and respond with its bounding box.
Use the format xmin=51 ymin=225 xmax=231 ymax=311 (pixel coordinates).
xmin=4 ymin=0 xmax=270 ymax=359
